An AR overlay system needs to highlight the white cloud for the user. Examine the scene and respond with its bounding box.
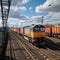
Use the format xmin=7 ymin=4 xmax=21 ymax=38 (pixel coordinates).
xmin=11 ymin=0 xmax=30 ymax=6
xmin=10 ymin=6 xmax=26 ymax=13
xmin=35 ymin=0 xmax=60 ymax=25
xmin=0 ymin=0 xmax=30 ymax=27
xmin=29 ymin=7 xmax=32 ymax=10
xmin=44 ymin=12 xmax=60 ymax=24
xmin=35 ymin=0 xmax=60 ymax=13
xmin=8 ymin=15 xmax=30 ymax=27
xmin=30 ymin=16 xmax=42 ymax=22
xmin=9 ymin=6 xmax=27 ymax=19
xmin=8 ymin=17 xmax=20 ymax=27
xmin=21 ymin=0 xmax=30 ymax=4
xmin=29 ymin=16 xmax=43 ymax=25
xmin=17 ymin=16 xmax=43 ymax=27
xmin=8 ymin=17 xmax=19 ymax=21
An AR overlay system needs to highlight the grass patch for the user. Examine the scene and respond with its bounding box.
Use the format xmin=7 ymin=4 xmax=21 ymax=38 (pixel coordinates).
xmin=0 ymin=31 xmax=3 ymax=35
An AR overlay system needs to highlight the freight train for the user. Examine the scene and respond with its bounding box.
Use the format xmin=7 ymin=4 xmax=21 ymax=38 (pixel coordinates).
xmin=11 ymin=24 xmax=46 ymax=44
xmin=45 ymin=26 xmax=60 ymax=38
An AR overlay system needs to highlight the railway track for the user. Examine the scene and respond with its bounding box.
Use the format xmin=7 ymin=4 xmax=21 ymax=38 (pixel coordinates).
xmin=45 ymin=36 xmax=60 ymax=53
xmin=11 ymin=31 xmax=45 ymax=60
xmin=6 ymin=32 xmax=33 ymax=60
xmin=13 ymin=31 xmax=60 ymax=60
xmin=6 ymin=33 xmax=16 ymax=60
xmin=11 ymin=36 xmax=28 ymax=60
xmin=46 ymin=36 xmax=60 ymax=43
xmin=45 ymin=36 xmax=60 ymax=48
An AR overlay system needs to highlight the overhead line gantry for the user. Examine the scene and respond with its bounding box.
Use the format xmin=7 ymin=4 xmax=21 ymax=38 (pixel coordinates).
xmin=0 ymin=0 xmax=11 ymax=59
xmin=1 ymin=0 xmax=11 ymax=27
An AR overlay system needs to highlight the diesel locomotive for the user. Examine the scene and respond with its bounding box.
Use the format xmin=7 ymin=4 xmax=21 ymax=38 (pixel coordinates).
xmin=23 ymin=24 xmax=46 ymax=44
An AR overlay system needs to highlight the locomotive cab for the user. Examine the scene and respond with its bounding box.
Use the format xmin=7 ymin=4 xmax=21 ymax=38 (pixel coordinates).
xmin=30 ymin=25 xmax=46 ymax=43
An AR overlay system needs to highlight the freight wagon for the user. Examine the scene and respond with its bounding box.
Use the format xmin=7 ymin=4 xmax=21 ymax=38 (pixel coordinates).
xmin=45 ymin=26 xmax=60 ymax=38
xmin=11 ymin=28 xmax=20 ymax=34
xmin=52 ymin=26 xmax=60 ymax=38
xmin=45 ymin=27 xmax=52 ymax=37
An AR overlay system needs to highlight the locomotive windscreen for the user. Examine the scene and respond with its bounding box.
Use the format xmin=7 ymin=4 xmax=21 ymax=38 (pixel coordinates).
xmin=33 ymin=25 xmax=40 ymax=32
xmin=33 ymin=25 xmax=45 ymax=32
xmin=40 ymin=25 xmax=45 ymax=32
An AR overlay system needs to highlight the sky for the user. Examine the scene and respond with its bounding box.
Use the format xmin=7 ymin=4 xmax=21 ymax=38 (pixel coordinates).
xmin=0 ymin=0 xmax=60 ymax=27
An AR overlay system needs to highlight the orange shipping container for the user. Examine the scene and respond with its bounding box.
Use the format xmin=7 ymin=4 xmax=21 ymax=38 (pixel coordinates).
xmin=45 ymin=27 xmax=52 ymax=36
xmin=13 ymin=28 xmax=20 ymax=33
xmin=56 ymin=27 xmax=60 ymax=34
xmin=52 ymin=27 xmax=57 ymax=34
xmin=45 ymin=27 xmax=52 ymax=33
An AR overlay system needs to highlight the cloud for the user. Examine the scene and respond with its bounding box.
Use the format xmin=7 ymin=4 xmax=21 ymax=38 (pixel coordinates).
xmin=17 ymin=16 xmax=43 ymax=27
xmin=8 ymin=15 xmax=29 ymax=22
xmin=35 ymin=0 xmax=60 ymax=25
xmin=9 ymin=0 xmax=29 ymax=20
xmin=29 ymin=7 xmax=32 ymax=10
xmin=10 ymin=6 xmax=26 ymax=13
xmin=9 ymin=0 xmax=30 ymax=21
xmin=35 ymin=0 xmax=60 ymax=13
xmin=8 ymin=17 xmax=20 ymax=27
xmin=9 ymin=6 xmax=27 ymax=19
xmin=21 ymin=0 xmax=30 ymax=4
xmin=30 ymin=16 xmax=42 ymax=22
xmin=0 ymin=0 xmax=30 ymax=8
xmin=11 ymin=0 xmax=30 ymax=6
xmin=9 ymin=14 xmax=29 ymax=20
xmin=29 ymin=16 xmax=43 ymax=25
xmin=9 ymin=14 xmax=60 ymax=27
xmin=8 ymin=15 xmax=30 ymax=27
xmin=44 ymin=12 xmax=60 ymax=24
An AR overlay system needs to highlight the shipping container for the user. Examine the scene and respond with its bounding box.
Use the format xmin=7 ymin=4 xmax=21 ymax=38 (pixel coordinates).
xmin=56 ymin=26 xmax=60 ymax=38
xmin=56 ymin=27 xmax=60 ymax=34
xmin=13 ymin=28 xmax=20 ymax=34
xmin=52 ymin=26 xmax=60 ymax=38
xmin=52 ymin=27 xmax=57 ymax=37
xmin=45 ymin=27 xmax=52 ymax=36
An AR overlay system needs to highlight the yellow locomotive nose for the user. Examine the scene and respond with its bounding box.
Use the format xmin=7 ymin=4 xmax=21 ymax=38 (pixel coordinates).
xmin=31 ymin=31 xmax=46 ymax=39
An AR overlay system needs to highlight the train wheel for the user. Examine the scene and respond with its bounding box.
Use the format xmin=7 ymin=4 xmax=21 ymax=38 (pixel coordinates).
xmin=29 ymin=38 xmax=32 ymax=43
xmin=52 ymin=34 xmax=54 ymax=37
xmin=54 ymin=34 xmax=57 ymax=38
xmin=57 ymin=35 xmax=60 ymax=39
xmin=22 ymin=35 xmax=24 ymax=38
xmin=31 ymin=39 xmax=34 ymax=43
xmin=53 ymin=34 xmax=55 ymax=38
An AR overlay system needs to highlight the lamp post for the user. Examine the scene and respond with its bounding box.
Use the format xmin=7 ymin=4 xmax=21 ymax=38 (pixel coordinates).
xmin=41 ymin=16 xmax=44 ymax=24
